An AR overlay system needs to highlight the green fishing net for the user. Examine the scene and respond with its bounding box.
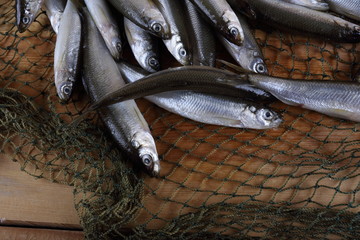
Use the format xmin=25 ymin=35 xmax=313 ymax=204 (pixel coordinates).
xmin=1 ymin=0 xmax=360 ymax=239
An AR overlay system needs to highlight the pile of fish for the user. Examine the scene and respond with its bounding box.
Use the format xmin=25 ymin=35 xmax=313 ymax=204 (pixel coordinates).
xmin=15 ymin=0 xmax=360 ymax=176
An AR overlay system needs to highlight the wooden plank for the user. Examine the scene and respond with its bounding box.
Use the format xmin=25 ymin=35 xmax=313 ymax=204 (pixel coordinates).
xmin=0 ymin=226 xmax=84 ymax=240
xmin=0 ymin=153 xmax=81 ymax=229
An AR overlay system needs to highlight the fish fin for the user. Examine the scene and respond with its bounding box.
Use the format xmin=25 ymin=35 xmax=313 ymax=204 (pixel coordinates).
xmin=216 ymin=59 xmax=250 ymax=73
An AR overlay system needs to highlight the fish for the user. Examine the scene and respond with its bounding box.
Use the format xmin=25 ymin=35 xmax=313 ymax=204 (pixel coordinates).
xmin=247 ymin=74 xmax=360 ymax=122
xmin=124 ymin=17 xmax=160 ymax=72
xmin=81 ymin=8 xmax=160 ymax=176
xmin=118 ymin=62 xmax=282 ymax=129
xmin=106 ymin=0 xmax=170 ymax=39
xmin=325 ymin=0 xmax=360 ymax=22
xmin=183 ymin=0 xmax=216 ymax=66
xmin=54 ymin=0 xmax=81 ymax=101
xmin=43 ymin=0 xmax=66 ymax=34
xmin=84 ymin=0 xmax=123 ymax=60
xmin=281 ymin=0 xmax=329 ymax=11
xmin=218 ymin=13 xmax=268 ymax=74
xmin=88 ymin=66 xmax=274 ymax=111
xmin=16 ymin=0 xmax=44 ymax=32
xmin=189 ymin=0 xmax=245 ymax=46
xmin=227 ymin=0 xmax=360 ymax=42
xmin=153 ymin=0 xmax=192 ymax=65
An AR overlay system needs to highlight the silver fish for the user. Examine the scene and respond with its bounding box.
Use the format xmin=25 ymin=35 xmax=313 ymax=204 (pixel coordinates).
xmin=84 ymin=0 xmax=123 ymax=60
xmin=281 ymin=0 xmax=329 ymax=11
xmin=183 ymin=0 xmax=216 ymax=66
xmin=248 ymin=75 xmax=360 ymax=122
xmin=154 ymin=0 xmax=192 ymax=65
xmin=218 ymin=13 xmax=268 ymax=74
xmin=82 ymin=8 xmax=160 ymax=176
xmin=16 ymin=0 xmax=44 ymax=32
xmin=189 ymin=0 xmax=245 ymax=45
xmin=54 ymin=0 xmax=81 ymax=101
xmin=118 ymin=62 xmax=282 ymax=129
xmin=228 ymin=0 xmax=360 ymax=42
xmin=124 ymin=17 xmax=160 ymax=72
xmin=43 ymin=0 xmax=66 ymax=34
xmin=325 ymin=0 xmax=360 ymax=22
xmin=107 ymin=0 xmax=170 ymax=39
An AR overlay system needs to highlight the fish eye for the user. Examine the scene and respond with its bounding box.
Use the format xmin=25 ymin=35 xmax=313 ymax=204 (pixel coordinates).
xmin=229 ymin=27 xmax=239 ymax=37
xmin=142 ymin=154 xmax=153 ymax=166
xmin=263 ymin=110 xmax=274 ymax=120
xmin=151 ymin=23 xmax=162 ymax=33
xmin=22 ymin=16 xmax=30 ymax=25
xmin=179 ymin=48 xmax=187 ymax=57
xmin=148 ymin=56 xmax=159 ymax=69
xmin=116 ymin=42 xmax=122 ymax=52
xmin=255 ymin=63 xmax=267 ymax=74
xmin=61 ymin=85 xmax=72 ymax=96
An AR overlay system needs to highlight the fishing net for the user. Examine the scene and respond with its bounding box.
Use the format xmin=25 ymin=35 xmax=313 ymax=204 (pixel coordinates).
xmin=1 ymin=0 xmax=360 ymax=239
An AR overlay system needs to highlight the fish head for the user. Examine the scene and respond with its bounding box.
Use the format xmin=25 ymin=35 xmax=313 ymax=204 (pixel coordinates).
xmin=149 ymin=18 xmax=170 ymax=39
xmin=110 ymin=37 xmax=123 ymax=61
xmin=16 ymin=6 xmax=34 ymax=33
xmin=165 ymin=35 xmax=192 ymax=65
xmin=131 ymin=132 xmax=160 ymax=177
xmin=138 ymin=53 xmax=160 ymax=73
xmin=57 ymin=81 xmax=74 ymax=101
xmin=241 ymin=106 xmax=282 ymax=129
xmin=227 ymin=24 xmax=243 ymax=45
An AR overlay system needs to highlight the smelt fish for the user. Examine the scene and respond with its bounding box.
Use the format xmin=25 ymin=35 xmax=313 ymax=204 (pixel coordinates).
xmin=124 ymin=17 xmax=160 ymax=72
xmin=248 ymin=74 xmax=360 ymax=122
xmin=82 ymin=8 xmax=160 ymax=176
xmin=183 ymin=0 xmax=216 ymax=66
xmin=89 ymin=66 xmax=274 ymax=110
xmin=85 ymin=0 xmax=123 ymax=60
xmin=54 ymin=0 xmax=81 ymax=101
xmin=281 ymin=0 xmax=329 ymax=11
xmin=16 ymin=0 xmax=44 ymax=32
xmin=325 ymin=0 xmax=360 ymax=22
xmin=119 ymin=62 xmax=282 ymax=129
xmin=189 ymin=0 xmax=245 ymax=45
xmin=107 ymin=0 xmax=170 ymax=39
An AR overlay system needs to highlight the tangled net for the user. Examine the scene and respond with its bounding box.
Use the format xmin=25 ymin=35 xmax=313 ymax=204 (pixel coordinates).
xmin=1 ymin=0 xmax=360 ymax=239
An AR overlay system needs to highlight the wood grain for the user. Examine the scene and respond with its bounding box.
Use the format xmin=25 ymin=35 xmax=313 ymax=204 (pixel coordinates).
xmin=0 ymin=226 xmax=84 ymax=240
xmin=0 ymin=153 xmax=81 ymax=229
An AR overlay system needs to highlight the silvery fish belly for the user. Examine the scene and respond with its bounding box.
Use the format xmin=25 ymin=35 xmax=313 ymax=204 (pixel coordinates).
xmin=82 ymin=8 xmax=160 ymax=176
xmin=54 ymin=0 xmax=81 ymax=101
xmin=16 ymin=0 xmax=44 ymax=32
xmin=248 ymin=74 xmax=360 ymax=122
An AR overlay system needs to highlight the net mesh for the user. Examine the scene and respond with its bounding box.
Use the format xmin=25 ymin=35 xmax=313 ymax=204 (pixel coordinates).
xmin=1 ymin=0 xmax=360 ymax=239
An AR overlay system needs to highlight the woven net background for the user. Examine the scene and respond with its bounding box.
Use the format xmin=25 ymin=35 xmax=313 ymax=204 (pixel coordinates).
xmin=1 ymin=0 xmax=360 ymax=239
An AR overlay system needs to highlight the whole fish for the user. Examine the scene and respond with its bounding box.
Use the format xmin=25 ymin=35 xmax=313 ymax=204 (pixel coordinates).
xmin=106 ymin=0 xmax=170 ymax=39
xmin=16 ymin=0 xmax=44 ymax=32
xmin=325 ymin=0 xmax=360 ymax=22
xmin=82 ymin=8 xmax=160 ymax=176
xmin=189 ymin=0 xmax=245 ymax=46
xmin=153 ymin=0 xmax=192 ymax=65
xmin=88 ymin=66 xmax=274 ymax=111
xmin=228 ymin=0 xmax=360 ymax=42
xmin=218 ymin=13 xmax=268 ymax=74
xmin=183 ymin=0 xmax=216 ymax=66
xmin=43 ymin=0 xmax=66 ymax=34
xmin=54 ymin=0 xmax=81 ymax=101
xmin=118 ymin=62 xmax=282 ymax=129
xmin=247 ymin=75 xmax=360 ymax=122
xmin=85 ymin=0 xmax=123 ymax=60
xmin=281 ymin=0 xmax=329 ymax=11
xmin=124 ymin=17 xmax=160 ymax=72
